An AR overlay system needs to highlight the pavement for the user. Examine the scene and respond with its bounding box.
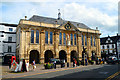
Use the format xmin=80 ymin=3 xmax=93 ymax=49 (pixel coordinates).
xmin=2 ymin=62 xmax=105 ymax=79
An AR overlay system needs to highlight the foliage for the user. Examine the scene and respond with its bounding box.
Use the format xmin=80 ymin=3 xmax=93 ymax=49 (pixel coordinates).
xmin=44 ymin=63 xmax=54 ymax=69
xmin=88 ymin=60 xmax=94 ymax=65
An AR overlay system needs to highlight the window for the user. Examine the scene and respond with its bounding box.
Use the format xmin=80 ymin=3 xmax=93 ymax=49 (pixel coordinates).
xmin=50 ymin=32 xmax=53 ymax=44
xmin=8 ymin=46 xmax=12 ymax=52
xmin=74 ymin=34 xmax=76 ymax=45
xmin=85 ymin=35 xmax=87 ymax=46
xmin=82 ymin=35 xmax=84 ymax=46
xmin=94 ymin=36 xmax=95 ymax=46
xmin=9 ymin=28 xmax=13 ymax=31
xmin=71 ymin=33 xmax=73 ymax=45
xmin=45 ymin=31 xmax=48 ymax=44
xmin=36 ymin=30 xmax=39 ymax=43
xmin=8 ymin=37 xmax=12 ymax=42
xmin=63 ymin=33 xmax=66 ymax=45
xmin=91 ymin=35 xmax=92 ymax=46
xmin=112 ymin=44 xmax=114 ymax=48
xmin=59 ymin=32 xmax=62 ymax=45
xmin=31 ymin=30 xmax=34 ymax=43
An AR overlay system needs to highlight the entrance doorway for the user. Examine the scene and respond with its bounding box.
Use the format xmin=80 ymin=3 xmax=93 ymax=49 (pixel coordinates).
xmin=71 ymin=50 xmax=78 ymax=62
xmin=29 ymin=50 xmax=39 ymax=63
xmin=44 ymin=50 xmax=53 ymax=63
xmin=59 ymin=50 xmax=67 ymax=62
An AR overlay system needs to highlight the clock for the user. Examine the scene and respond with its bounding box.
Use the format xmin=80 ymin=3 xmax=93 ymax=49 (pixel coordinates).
xmin=65 ymin=24 xmax=71 ymax=30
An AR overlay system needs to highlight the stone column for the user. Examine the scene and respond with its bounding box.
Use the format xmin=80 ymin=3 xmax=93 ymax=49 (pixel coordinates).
xmin=40 ymin=30 xmax=45 ymax=63
xmin=87 ymin=34 xmax=91 ymax=60
xmin=54 ymin=31 xmax=59 ymax=59
xmin=77 ymin=32 xmax=82 ymax=60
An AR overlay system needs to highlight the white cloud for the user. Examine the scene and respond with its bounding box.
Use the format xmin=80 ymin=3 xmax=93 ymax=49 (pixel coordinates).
xmin=63 ymin=3 xmax=118 ymax=37
xmin=1 ymin=1 xmax=118 ymax=37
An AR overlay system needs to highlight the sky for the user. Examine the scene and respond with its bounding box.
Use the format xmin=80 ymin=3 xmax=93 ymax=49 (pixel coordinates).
xmin=0 ymin=0 xmax=119 ymax=37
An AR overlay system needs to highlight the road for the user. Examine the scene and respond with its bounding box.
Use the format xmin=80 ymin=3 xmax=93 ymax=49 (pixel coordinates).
xmin=2 ymin=64 xmax=120 ymax=80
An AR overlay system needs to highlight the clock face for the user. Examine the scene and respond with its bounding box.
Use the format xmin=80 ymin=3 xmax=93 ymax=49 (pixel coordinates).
xmin=65 ymin=24 xmax=71 ymax=30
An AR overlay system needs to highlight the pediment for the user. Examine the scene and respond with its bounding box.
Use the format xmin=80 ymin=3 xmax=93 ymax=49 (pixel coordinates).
xmin=57 ymin=21 xmax=79 ymax=31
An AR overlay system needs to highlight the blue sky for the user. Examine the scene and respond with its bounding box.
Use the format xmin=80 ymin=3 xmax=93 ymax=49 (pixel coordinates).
xmin=0 ymin=0 xmax=119 ymax=37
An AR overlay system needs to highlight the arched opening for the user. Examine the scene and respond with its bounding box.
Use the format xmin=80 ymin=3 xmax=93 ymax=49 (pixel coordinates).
xmin=29 ymin=50 xmax=39 ymax=63
xmin=59 ymin=50 xmax=67 ymax=62
xmin=71 ymin=50 xmax=78 ymax=62
xmin=44 ymin=50 xmax=53 ymax=63
xmin=4 ymin=54 xmax=14 ymax=64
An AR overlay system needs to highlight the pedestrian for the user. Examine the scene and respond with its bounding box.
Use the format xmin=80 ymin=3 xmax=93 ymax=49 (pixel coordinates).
xmin=102 ymin=58 xmax=105 ymax=64
xmin=32 ymin=60 xmax=36 ymax=71
xmin=26 ymin=61 xmax=29 ymax=72
xmin=75 ymin=59 xmax=77 ymax=67
xmin=54 ymin=60 xmax=56 ymax=69
xmin=99 ymin=59 xmax=101 ymax=64
xmin=22 ymin=59 xmax=27 ymax=72
xmin=63 ymin=59 xmax=65 ymax=67
xmin=11 ymin=58 xmax=16 ymax=70
xmin=8 ymin=59 xmax=11 ymax=69
xmin=85 ymin=58 xmax=88 ymax=66
xmin=73 ymin=58 xmax=75 ymax=67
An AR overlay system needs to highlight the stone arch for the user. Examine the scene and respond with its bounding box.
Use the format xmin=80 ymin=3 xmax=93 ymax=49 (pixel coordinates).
xmin=4 ymin=54 xmax=14 ymax=64
xmin=70 ymin=50 xmax=78 ymax=62
xmin=29 ymin=50 xmax=39 ymax=63
xmin=44 ymin=50 xmax=53 ymax=63
xmin=59 ymin=50 xmax=67 ymax=62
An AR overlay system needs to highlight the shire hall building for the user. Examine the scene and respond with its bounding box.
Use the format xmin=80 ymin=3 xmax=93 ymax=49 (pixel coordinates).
xmin=16 ymin=14 xmax=101 ymax=63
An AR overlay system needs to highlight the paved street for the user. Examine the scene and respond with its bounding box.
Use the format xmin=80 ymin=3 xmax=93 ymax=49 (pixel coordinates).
xmin=2 ymin=64 xmax=120 ymax=80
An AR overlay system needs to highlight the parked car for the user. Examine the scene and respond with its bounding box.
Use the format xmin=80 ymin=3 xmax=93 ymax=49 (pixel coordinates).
xmin=106 ymin=56 xmax=117 ymax=64
xmin=49 ymin=58 xmax=64 ymax=65
xmin=116 ymin=58 xmax=120 ymax=64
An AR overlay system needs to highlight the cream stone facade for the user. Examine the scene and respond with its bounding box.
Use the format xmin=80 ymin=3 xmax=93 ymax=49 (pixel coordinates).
xmin=16 ymin=15 xmax=101 ymax=63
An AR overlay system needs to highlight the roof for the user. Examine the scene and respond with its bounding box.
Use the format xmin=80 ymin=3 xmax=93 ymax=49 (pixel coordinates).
xmin=29 ymin=15 xmax=91 ymax=29
xmin=100 ymin=35 xmax=120 ymax=45
xmin=0 ymin=23 xmax=18 ymax=27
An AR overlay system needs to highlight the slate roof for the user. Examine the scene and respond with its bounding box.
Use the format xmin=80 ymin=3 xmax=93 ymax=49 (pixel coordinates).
xmin=100 ymin=35 xmax=120 ymax=45
xmin=29 ymin=15 xmax=91 ymax=29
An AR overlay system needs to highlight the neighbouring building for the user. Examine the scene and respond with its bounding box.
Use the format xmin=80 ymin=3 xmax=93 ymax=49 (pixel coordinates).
xmin=16 ymin=14 xmax=101 ymax=64
xmin=100 ymin=34 xmax=120 ymax=59
xmin=0 ymin=23 xmax=17 ymax=63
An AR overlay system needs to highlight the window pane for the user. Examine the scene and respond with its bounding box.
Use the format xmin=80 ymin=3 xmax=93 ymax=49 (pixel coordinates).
xmin=59 ymin=32 xmax=62 ymax=44
xmin=8 ymin=46 xmax=12 ymax=52
xmin=9 ymin=28 xmax=13 ymax=31
xmin=8 ymin=37 xmax=12 ymax=42
xmin=71 ymin=33 xmax=73 ymax=45
xmin=91 ymin=35 xmax=92 ymax=46
xmin=85 ymin=35 xmax=87 ymax=45
xmin=82 ymin=35 xmax=84 ymax=45
xmin=74 ymin=34 xmax=76 ymax=45
xmin=31 ymin=30 xmax=34 ymax=43
xmin=45 ymin=31 xmax=48 ymax=44
xmin=50 ymin=32 xmax=53 ymax=44
xmin=36 ymin=30 xmax=39 ymax=43
xmin=63 ymin=33 xmax=66 ymax=45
